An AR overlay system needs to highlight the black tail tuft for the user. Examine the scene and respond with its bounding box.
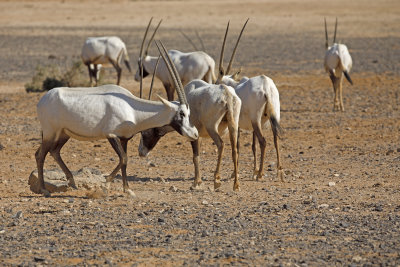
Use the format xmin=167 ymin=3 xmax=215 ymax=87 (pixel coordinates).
xmin=270 ymin=116 xmax=284 ymax=139
xmin=124 ymin=60 xmax=132 ymax=73
xmin=343 ymin=71 xmax=353 ymax=85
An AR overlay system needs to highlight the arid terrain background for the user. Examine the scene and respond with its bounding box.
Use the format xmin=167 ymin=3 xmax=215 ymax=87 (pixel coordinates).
xmin=0 ymin=0 xmax=399 ymax=266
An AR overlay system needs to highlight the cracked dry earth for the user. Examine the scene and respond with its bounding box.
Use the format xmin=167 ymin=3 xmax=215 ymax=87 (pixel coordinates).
xmin=0 ymin=0 xmax=400 ymax=266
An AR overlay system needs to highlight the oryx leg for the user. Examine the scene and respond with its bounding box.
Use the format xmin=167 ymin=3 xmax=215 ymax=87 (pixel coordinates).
xmin=228 ymin=121 xmax=240 ymax=191
xmin=329 ymin=71 xmax=340 ymax=111
xmin=207 ymin=129 xmax=224 ymax=190
xmin=106 ymin=137 xmax=130 ymax=192
xmin=87 ymin=64 xmax=93 ymax=86
xmin=273 ymin=131 xmax=284 ymax=182
xmin=251 ymin=131 xmax=258 ymax=179
xmin=338 ymin=75 xmax=345 ymax=111
xmin=35 ymin=139 xmax=53 ymax=197
xmin=110 ymin=60 xmax=122 ymax=85
xmin=252 ymin=121 xmax=267 ymax=181
xmin=49 ymin=133 xmax=76 ymax=189
xmin=163 ymin=83 xmax=175 ymax=101
xmin=190 ymin=139 xmax=203 ymax=190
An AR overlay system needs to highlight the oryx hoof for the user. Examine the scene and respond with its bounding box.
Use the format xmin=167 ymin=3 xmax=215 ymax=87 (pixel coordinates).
xmin=105 ymin=175 xmax=114 ymax=183
xmin=278 ymin=169 xmax=285 ymax=182
xmin=68 ymin=180 xmax=78 ymax=189
xmin=41 ymin=188 xmax=51 ymax=197
xmin=214 ymin=180 xmax=222 ymax=190
xmin=125 ymin=189 xmax=136 ymax=198
xmin=190 ymin=182 xmax=204 ymax=191
xmin=233 ymin=183 xmax=241 ymax=192
xmin=252 ymin=170 xmax=259 ymax=180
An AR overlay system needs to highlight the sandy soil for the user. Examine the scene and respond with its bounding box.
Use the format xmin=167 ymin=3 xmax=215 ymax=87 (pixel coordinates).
xmin=0 ymin=0 xmax=399 ymax=266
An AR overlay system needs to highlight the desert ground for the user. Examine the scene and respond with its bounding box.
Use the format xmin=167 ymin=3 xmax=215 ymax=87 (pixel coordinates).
xmin=0 ymin=0 xmax=399 ymax=266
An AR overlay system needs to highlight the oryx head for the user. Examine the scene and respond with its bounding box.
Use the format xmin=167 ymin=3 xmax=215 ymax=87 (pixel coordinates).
xmin=139 ymin=40 xmax=198 ymax=157
xmin=215 ymin=19 xmax=249 ymax=85
xmin=325 ymin=17 xmax=338 ymax=49
xmin=134 ymin=18 xmax=162 ymax=96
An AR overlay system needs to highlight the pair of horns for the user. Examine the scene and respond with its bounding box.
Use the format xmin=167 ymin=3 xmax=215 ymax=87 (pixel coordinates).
xmin=139 ymin=17 xmax=162 ymax=98
xmin=155 ymin=41 xmax=188 ymax=106
xmin=325 ymin=17 xmax=337 ymax=49
xmin=180 ymin=30 xmax=206 ymax=52
xmin=218 ymin=18 xmax=249 ymax=77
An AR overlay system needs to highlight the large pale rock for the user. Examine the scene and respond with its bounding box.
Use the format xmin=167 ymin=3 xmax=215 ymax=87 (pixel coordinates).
xmin=28 ymin=170 xmax=68 ymax=194
xmin=28 ymin=168 xmax=106 ymax=194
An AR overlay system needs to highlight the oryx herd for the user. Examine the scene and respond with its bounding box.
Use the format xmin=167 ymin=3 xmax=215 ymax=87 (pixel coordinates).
xmin=34 ymin=17 xmax=353 ymax=197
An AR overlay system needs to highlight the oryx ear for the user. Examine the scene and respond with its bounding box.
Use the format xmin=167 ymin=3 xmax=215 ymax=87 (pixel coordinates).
xmin=231 ymin=68 xmax=242 ymax=81
xmin=157 ymin=94 xmax=175 ymax=109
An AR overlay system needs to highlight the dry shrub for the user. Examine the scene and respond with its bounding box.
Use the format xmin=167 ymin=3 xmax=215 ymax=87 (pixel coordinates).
xmin=25 ymin=61 xmax=92 ymax=92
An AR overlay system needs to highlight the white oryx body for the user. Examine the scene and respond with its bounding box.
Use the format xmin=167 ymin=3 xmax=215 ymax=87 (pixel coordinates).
xmin=135 ymin=50 xmax=216 ymax=101
xmin=324 ymin=18 xmax=353 ymax=111
xmin=35 ymin=41 xmax=198 ymax=197
xmin=37 ymin=86 xmax=191 ymax=141
xmin=81 ymin=36 xmax=131 ymax=86
xmin=135 ymin=18 xmax=216 ymax=101
xmin=219 ymin=74 xmax=283 ymax=181
xmin=139 ymin=79 xmax=242 ymax=191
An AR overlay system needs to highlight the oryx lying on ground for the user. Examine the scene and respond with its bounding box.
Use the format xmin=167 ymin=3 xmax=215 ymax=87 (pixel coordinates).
xmin=134 ymin=18 xmax=217 ymax=101
xmin=217 ymin=19 xmax=284 ymax=181
xmin=324 ymin=18 xmax=353 ymax=111
xmin=81 ymin=36 xmax=132 ymax=86
xmin=35 ymin=41 xmax=198 ymax=197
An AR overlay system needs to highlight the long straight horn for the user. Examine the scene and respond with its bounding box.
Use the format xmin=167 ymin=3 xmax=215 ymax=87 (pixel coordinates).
xmin=155 ymin=41 xmax=187 ymax=105
xmin=145 ymin=19 xmax=162 ymax=57
xmin=180 ymin=30 xmax=199 ymax=51
xmin=324 ymin=17 xmax=329 ymax=49
xmin=218 ymin=21 xmax=230 ymax=77
xmin=333 ymin=17 xmax=338 ymax=44
xmin=195 ymin=30 xmax=206 ymax=52
xmin=159 ymin=41 xmax=188 ymax=105
xmin=140 ymin=17 xmax=153 ymax=59
xmin=226 ymin=18 xmax=249 ymax=75
xmin=148 ymin=55 xmax=161 ymax=100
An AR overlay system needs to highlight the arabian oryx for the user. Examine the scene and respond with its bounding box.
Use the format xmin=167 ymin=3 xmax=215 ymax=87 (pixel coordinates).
xmin=324 ymin=18 xmax=353 ymax=111
xmin=139 ymin=32 xmax=244 ymax=192
xmin=81 ymin=36 xmax=132 ymax=86
xmin=35 ymin=41 xmax=198 ymax=197
xmin=134 ymin=18 xmax=217 ymax=101
xmin=217 ymin=19 xmax=284 ymax=181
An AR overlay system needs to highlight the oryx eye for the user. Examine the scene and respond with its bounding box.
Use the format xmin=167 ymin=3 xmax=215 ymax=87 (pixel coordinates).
xmin=180 ymin=111 xmax=185 ymax=118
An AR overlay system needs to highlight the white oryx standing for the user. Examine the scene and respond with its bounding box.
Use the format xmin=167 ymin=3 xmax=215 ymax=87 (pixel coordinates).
xmin=324 ymin=18 xmax=353 ymax=111
xmin=217 ymin=19 xmax=284 ymax=181
xmin=139 ymin=78 xmax=242 ymax=191
xmin=81 ymin=36 xmax=132 ymax=86
xmin=139 ymin=25 xmax=251 ymax=192
xmin=35 ymin=41 xmax=198 ymax=197
xmin=134 ymin=18 xmax=217 ymax=101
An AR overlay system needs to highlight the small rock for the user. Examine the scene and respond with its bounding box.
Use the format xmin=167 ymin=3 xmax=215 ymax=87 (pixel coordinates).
xmin=147 ymin=162 xmax=156 ymax=167
xmin=386 ymin=149 xmax=394 ymax=155
xmin=328 ymin=181 xmax=336 ymax=187
xmin=34 ymin=256 xmax=46 ymax=262
xmin=333 ymin=174 xmax=340 ymax=177
xmin=169 ymin=186 xmax=178 ymax=192
xmin=13 ymin=211 xmax=23 ymax=219
xmin=158 ymin=218 xmax=165 ymax=223
xmin=318 ymin=204 xmax=329 ymax=209
xmin=0 ymin=143 xmax=4 ymax=150
xmin=202 ymin=200 xmax=209 ymax=205
xmin=352 ymin=255 xmax=363 ymax=263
